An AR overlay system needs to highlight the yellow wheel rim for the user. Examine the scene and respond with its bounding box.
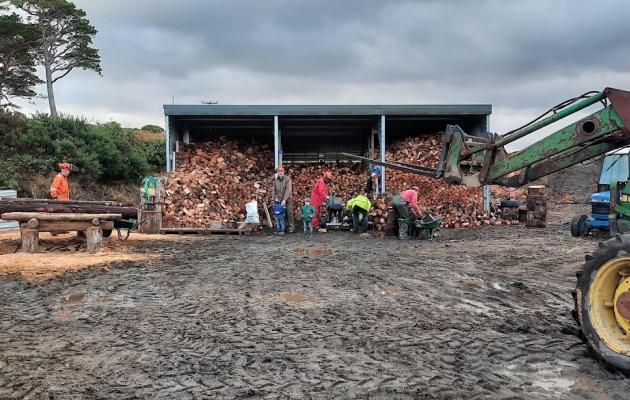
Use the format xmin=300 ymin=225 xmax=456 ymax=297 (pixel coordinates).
xmin=588 ymin=256 xmax=630 ymax=355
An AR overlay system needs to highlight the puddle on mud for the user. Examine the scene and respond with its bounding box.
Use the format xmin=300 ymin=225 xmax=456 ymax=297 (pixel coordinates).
xmin=491 ymin=282 xmax=508 ymax=291
xmin=532 ymin=377 xmax=574 ymax=391
xmin=60 ymin=293 xmax=85 ymax=306
xmin=504 ymin=361 xmax=576 ymax=394
xmin=279 ymin=293 xmax=314 ymax=302
xmin=57 ymin=309 xmax=75 ymax=320
xmin=294 ymin=247 xmax=332 ymax=257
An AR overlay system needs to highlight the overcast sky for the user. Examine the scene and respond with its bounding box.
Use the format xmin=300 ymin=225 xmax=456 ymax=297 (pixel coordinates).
xmin=14 ymin=0 xmax=630 ymax=148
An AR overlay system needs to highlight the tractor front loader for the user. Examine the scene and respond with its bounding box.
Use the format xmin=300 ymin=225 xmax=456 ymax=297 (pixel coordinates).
xmin=344 ymin=88 xmax=630 ymax=374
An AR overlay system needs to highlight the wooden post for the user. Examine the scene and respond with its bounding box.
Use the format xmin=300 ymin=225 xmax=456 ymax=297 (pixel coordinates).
xmin=526 ymin=185 xmax=547 ymax=228
xmin=138 ymin=209 xmax=161 ymax=234
xmin=262 ymin=201 xmax=273 ymax=228
xmin=86 ymin=226 xmax=103 ymax=253
xmin=21 ymin=228 xmax=39 ymax=253
xmin=386 ymin=207 xmax=397 ymax=236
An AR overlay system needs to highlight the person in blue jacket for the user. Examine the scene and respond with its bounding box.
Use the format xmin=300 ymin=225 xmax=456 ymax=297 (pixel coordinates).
xmin=273 ymin=199 xmax=287 ymax=234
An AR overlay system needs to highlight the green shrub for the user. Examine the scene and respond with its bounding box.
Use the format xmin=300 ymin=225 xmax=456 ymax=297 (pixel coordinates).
xmin=140 ymin=124 xmax=164 ymax=133
xmin=137 ymin=140 xmax=165 ymax=172
xmin=0 ymin=110 xmax=165 ymax=192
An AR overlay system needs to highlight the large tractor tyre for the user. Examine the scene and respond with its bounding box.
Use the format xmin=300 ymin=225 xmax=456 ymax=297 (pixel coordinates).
xmin=571 ymin=215 xmax=586 ymax=237
xmin=573 ymin=234 xmax=630 ymax=375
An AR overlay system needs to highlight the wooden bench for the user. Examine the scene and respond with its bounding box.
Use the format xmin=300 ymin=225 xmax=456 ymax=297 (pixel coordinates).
xmin=0 ymin=212 xmax=121 ymax=254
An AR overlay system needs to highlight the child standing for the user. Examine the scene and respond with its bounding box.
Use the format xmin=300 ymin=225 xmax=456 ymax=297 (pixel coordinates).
xmin=273 ymin=199 xmax=286 ymax=234
xmin=301 ymin=197 xmax=315 ymax=237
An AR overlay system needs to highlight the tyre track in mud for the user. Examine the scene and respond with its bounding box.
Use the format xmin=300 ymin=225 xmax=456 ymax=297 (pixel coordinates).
xmin=1 ymin=204 xmax=630 ymax=399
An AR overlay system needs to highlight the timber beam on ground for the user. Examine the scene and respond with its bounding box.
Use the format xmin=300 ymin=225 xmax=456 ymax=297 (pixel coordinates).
xmin=3 ymin=212 xmax=120 ymax=254
xmin=0 ymin=199 xmax=138 ymax=219
xmin=158 ymin=226 xmax=259 ymax=236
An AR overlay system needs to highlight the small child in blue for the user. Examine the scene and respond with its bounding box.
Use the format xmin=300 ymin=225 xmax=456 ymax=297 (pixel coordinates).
xmin=273 ymin=199 xmax=286 ymax=234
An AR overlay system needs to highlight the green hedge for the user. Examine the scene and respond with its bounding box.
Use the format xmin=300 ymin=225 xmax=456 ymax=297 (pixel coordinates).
xmin=0 ymin=111 xmax=165 ymax=191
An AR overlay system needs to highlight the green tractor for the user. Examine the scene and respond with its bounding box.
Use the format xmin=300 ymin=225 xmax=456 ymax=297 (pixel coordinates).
xmin=571 ymin=149 xmax=630 ymax=238
xmin=345 ymin=88 xmax=630 ymax=374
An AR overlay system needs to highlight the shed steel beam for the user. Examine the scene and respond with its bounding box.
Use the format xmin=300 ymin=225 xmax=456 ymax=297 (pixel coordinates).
xmin=380 ymin=115 xmax=386 ymax=193
xmin=484 ymin=115 xmax=491 ymax=213
xmin=183 ymin=125 xmax=190 ymax=144
xmin=274 ymin=115 xmax=280 ymax=169
xmin=165 ymin=115 xmax=171 ymax=172
xmin=164 ymin=104 xmax=492 ymax=117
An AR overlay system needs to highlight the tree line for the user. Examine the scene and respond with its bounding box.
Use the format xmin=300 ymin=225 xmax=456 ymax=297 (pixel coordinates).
xmin=0 ymin=0 xmax=100 ymax=117
xmin=0 ymin=110 xmax=165 ymax=192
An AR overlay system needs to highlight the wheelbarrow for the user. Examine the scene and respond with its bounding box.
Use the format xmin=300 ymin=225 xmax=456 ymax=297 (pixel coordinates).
xmin=411 ymin=214 xmax=442 ymax=240
xmin=102 ymin=217 xmax=150 ymax=240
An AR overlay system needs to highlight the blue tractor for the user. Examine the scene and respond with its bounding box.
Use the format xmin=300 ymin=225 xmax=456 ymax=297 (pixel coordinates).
xmin=571 ymin=148 xmax=630 ymax=237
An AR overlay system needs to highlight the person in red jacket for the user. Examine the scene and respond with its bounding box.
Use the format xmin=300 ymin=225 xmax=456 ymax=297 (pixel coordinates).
xmin=392 ymin=186 xmax=421 ymax=239
xmin=310 ymin=171 xmax=333 ymax=230
xmin=50 ymin=163 xmax=71 ymax=200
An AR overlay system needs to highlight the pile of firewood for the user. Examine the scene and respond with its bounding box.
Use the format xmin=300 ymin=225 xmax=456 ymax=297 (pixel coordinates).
xmin=162 ymin=138 xmax=274 ymax=228
xmin=283 ymin=163 xmax=366 ymax=221
xmin=381 ymin=135 xmax=508 ymax=229
xmin=162 ymin=134 xmax=517 ymax=230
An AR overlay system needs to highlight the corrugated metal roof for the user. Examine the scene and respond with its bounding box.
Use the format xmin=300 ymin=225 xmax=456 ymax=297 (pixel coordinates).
xmin=164 ymin=104 xmax=492 ymax=117
xmin=0 ymin=190 xmax=18 ymax=231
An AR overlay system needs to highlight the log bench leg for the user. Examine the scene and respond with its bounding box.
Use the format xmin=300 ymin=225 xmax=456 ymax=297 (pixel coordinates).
xmin=21 ymin=228 xmax=39 ymax=253
xmin=86 ymin=227 xmax=103 ymax=253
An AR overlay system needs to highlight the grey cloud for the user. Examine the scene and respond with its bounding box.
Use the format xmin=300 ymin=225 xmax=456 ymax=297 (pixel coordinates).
xmin=77 ymin=0 xmax=630 ymax=85
xmin=14 ymin=0 xmax=630 ymax=138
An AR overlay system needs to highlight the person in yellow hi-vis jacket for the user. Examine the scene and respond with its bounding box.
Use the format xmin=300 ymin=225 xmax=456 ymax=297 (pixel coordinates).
xmin=50 ymin=162 xmax=71 ymax=200
xmin=346 ymin=194 xmax=371 ymax=234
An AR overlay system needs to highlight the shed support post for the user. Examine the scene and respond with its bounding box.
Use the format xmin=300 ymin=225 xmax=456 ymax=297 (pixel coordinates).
xmin=274 ymin=115 xmax=280 ymax=169
xmin=369 ymin=128 xmax=375 ymax=159
xmin=183 ymin=125 xmax=190 ymax=144
xmin=380 ymin=115 xmax=386 ymax=193
xmin=165 ymin=115 xmax=171 ymax=172
xmin=483 ymin=115 xmax=491 ymax=214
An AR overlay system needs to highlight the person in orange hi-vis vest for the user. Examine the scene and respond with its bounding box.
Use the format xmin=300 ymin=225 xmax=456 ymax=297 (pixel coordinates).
xmin=50 ymin=162 xmax=71 ymax=200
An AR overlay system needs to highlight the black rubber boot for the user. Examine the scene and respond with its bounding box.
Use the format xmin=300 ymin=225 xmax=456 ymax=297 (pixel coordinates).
xmin=398 ymin=219 xmax=409 ymax=240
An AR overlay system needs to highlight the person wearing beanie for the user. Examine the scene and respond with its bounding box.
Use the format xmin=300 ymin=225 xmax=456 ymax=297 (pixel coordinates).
xmin=271 ymin=165 xmax=295 ymax=233
xmin=310 ymin=171 xmax=333 ymax=231
xmin=50 ymin=162 xmax=72 ymax=200
xmin=301 ymin=197 xmax=315 ymax=237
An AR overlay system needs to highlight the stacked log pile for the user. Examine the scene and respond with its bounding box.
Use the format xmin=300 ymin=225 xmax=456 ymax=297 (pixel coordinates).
xmin=380 ymin=135 xmax=507 ymax=229
xmin=526 ymin=185 xmax=547 ymax=228
xmin=162 ymin=138 xmax=274 ymax=228
xmin=162 ymin=135 xmax=519 ymax=230
xmin=284 ymin=163 xmax=366 ymax=222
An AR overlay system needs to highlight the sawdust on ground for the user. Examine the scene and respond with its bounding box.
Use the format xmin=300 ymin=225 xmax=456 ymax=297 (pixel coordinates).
xmin=0 ymin=231 xmax=188 ymax=281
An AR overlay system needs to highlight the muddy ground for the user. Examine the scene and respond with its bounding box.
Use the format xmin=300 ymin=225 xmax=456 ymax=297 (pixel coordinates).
xmin=1 ymin=203 xmax=630 ymax=399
